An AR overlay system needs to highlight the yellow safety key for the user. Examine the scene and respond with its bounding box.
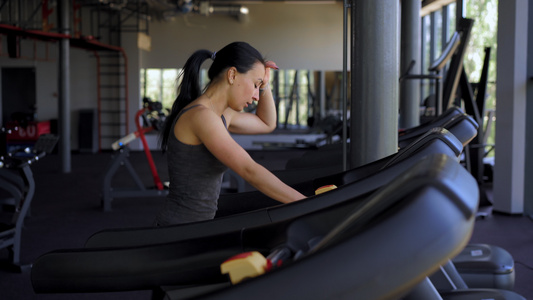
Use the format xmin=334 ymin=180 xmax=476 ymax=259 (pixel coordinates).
xmin=315 ymin=184 xmax=337 ymax=195
xmin=220 ymin=251 xmax=268 ymax=284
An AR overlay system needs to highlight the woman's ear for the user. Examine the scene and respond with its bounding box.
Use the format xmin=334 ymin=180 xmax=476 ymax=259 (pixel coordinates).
xmin=227 ymin=67 xmax=236 ymax=85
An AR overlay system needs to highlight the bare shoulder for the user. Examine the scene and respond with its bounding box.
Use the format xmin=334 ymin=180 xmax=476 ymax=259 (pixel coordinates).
xmin=185 ymin=105 xmax=229 ymax=137
xmin=175 ymin=105 xmax=222 ymax=144
xmin=180 ymin=104 xmax=210 ymax=121
xmin=176 ymin=104 xmax=216 ymax=127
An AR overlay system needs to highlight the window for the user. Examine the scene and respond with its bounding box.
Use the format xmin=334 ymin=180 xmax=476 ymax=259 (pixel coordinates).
xmin=141 ymin=67 xmax=316 ymax=129
xmin=140 ymin=68 xmax=180 ymax=110
xmin=420 ymin=0 xmax=498 ymax=155
xmin=276 ymin=70 xmax=313 ymax=128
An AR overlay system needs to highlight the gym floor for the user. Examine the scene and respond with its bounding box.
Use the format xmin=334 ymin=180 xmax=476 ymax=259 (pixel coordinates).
xmin=0 ymin=150 xmax=532 ymax=299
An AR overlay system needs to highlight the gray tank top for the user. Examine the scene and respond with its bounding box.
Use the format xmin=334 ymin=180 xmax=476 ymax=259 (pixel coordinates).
xmin=155 ymin=105 xmax=228 ymax=226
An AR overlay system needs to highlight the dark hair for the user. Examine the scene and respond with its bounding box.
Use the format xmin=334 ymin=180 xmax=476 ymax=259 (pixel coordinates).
xmin=159 ymin=42 xmax=265 ymax=151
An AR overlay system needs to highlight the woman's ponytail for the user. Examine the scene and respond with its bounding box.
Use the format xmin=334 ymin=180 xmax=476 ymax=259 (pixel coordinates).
xmin=159 ymin=49 xmax=213 ymax=151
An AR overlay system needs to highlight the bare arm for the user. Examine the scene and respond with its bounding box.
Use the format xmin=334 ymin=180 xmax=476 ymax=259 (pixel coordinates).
xmin=225 ymin=86 xmax=277 ymax=134
xmin=192 ymin=109 xmax=306 ymax=203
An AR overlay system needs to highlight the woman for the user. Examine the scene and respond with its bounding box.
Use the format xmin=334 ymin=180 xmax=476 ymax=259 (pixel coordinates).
xmin=155 ymin=42 xmax=306 ymax=226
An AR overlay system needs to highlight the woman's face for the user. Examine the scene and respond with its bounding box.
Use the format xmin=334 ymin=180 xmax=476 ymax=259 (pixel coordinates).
xmin=229 ymin=62 xmax=265 ymax=111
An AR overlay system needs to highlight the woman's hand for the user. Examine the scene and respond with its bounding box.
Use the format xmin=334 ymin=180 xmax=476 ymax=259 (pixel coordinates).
xmin=265 ymin=60 xmax=279 ymax=70
xmin=262 ymin=61 xmax=279 ymax=88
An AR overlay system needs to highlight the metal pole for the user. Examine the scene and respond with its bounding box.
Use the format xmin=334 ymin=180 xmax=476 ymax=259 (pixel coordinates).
xmin=350 ymin=0 xmax=399 ymax=167
xmin=58 ymin=0 xmax=71 ymax=173
xmin=421 ymin=16 xmax=427 ymax=102
xmin=526 ymin=0 xmax=533 ymax=220
xmin=342 ymin=0 xmax=349 ymax=171
xmin=399 ymin=0 xmax=421 ymax=129
xmin=319 ymin=71 xmax=326 ymax=119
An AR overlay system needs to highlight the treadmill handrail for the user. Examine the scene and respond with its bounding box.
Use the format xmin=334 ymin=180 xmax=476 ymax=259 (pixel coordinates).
xmin=429 ymin=31 xmax=461 ymax=72
xmin=84 ymin=129 xmax=464 ymax=249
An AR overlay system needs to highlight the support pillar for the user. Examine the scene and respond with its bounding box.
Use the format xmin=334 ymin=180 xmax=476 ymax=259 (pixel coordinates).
xmin=350 ymin=0 xmax=399 ymax=167
xmin=399 ymin=0 xmax=421 ymax=129
xmin=58 ymin=0 xmax=71 ymax=173
xmin=493 ymin=0 xmax=528 ymax=214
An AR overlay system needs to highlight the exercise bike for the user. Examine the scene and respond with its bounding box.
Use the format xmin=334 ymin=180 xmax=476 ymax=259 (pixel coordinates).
xmin=100 ymin=98 xmax=168 ymax=212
